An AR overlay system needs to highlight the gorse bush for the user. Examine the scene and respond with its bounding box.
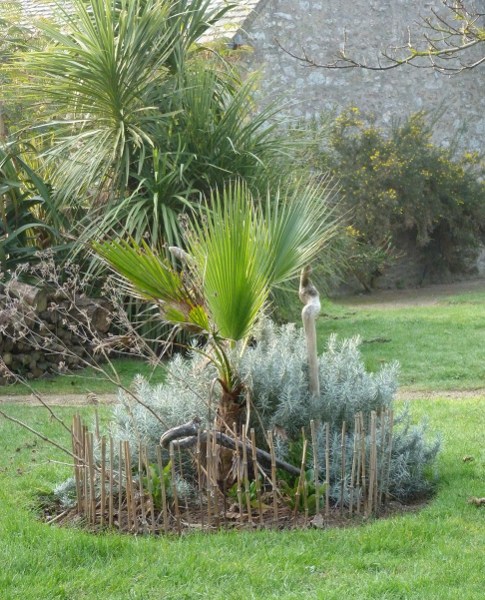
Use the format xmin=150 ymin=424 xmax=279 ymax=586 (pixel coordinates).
xmin=107 ymin=321 xmax=439 ymax=505
xmin=325 ymin=108 xmax=485 ymax=284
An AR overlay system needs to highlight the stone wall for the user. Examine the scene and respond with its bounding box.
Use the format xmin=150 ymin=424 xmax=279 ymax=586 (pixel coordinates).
xmin=236 ymin=0 xmax=484 ymax=151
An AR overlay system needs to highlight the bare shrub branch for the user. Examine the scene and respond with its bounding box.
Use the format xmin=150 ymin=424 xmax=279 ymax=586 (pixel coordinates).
xmin=277 ymin=1 xmax=485 ymax=74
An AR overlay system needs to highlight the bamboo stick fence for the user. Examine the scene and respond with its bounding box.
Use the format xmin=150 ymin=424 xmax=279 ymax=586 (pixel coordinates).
xmin=67 ymin=410 xmax=394 ymax=534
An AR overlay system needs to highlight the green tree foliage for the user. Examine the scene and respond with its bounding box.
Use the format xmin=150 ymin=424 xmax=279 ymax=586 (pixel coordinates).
xmin=8 ymin=0 xmax=294 ymax=249
xmin=327 ymin=108 xmax=485 ymax=280
xmin=0 ymin=145 xmax=64 ymax=271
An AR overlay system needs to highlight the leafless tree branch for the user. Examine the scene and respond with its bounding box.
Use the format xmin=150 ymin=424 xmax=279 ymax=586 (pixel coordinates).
xmin=277 ymin=0 xmax=485 ymax=74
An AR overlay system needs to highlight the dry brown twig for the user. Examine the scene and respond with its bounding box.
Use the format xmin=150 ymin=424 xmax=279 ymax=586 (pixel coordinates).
xmin=276 ymin=1 xmax=484 ymax=74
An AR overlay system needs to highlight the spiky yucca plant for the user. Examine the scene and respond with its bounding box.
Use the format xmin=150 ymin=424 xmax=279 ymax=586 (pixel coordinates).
xmin=9 ymin=0 xmax=296 ymax=252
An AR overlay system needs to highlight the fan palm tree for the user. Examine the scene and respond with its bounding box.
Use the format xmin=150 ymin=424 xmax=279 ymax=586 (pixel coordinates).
xmin=95 ymin=179 xmax=340 ymax=439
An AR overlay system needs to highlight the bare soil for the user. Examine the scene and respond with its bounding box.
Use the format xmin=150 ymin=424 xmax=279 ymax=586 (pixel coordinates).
xmin=0 ymin=393 xmax=118 ymax=406
xmin=337 ymin=277 xmax=485 ymax=309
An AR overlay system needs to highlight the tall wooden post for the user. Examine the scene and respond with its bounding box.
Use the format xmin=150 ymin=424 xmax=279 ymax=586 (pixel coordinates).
xmin=299 ymin=265 xmax=321 ymax=399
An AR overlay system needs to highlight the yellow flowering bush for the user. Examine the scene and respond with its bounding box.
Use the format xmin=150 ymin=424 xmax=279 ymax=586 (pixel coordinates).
xmin=326 ymin=109 xmax=485 ymax=281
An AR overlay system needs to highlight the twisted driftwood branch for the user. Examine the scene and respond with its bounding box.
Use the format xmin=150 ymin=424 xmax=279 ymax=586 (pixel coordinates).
xmin=160 ymin=419 xmax=301 ymax=477
xmin=299 ymin=265 xmax=321 ymax=398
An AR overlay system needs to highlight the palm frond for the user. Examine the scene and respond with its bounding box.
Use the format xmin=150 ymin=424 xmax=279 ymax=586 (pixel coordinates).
xmin=265 ymin=177 xmax=341 ymax=285
xmin=187 ymin=181 xmax=272 ymax=341
xmin=93 ymin=238 xmax=208 ymax=330
xmin=94 ymin=239 xmax=184 ymax=303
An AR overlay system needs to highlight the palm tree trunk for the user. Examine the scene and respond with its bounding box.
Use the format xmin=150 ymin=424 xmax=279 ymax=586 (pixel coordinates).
xmin=215 ymin=386 xmax=244 ymax=486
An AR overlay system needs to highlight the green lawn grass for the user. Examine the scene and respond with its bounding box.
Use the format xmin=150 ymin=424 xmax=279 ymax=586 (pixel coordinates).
xmin=1 ymin=398 xmax=484 ymax=599
xmin=317 ymin=290 xmax=485 ymax=391
xmin=2 ymin=287 xmax=485 ymax=396
xmin=1 ymin=287 xmax=485 ymax=598
xmin=0 ymin=357 xmax=166 ymax=396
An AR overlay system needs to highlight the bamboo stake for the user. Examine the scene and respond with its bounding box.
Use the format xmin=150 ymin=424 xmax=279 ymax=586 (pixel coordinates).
xmin=349 ymin=414 xmax=359 ymax=516
xmin=373 ymin=412 xmax=379 ymax=512
xmin=325 ymin=422 xmax=330 ymax=517
xmin=141 ymin=446 xmax=156 ymax=535
xmin=250 ymin=428 xmax=264 ymax=527
xmin=122 ymin=442 xmax=130 ymax=531
xmin=210 ymin=428 xmax=220 ymax=528
xmin=377 ymin=412 xmax=386 ymax=509
xmin=118 ymin=441 xmax=123 ymax=530
xmin=310 ymin=420 xmax=320 ymax=514
xmin=108 ymin=437 xmax=114 ymax=528
xmin=367 ymin=412 xmax=377 ymax=516
xmin=367 ymin=414 xmax=373 ymax=516
xmin=169 ymin=442 xmax=181 ymax=534
xmin=294 ymin=432 xmax=308 ymax=525
xmin=76 ymin=415 xmax=85 ymax=516
xmin=241 ymin=425 xmax=253 ymax=524
xmin=129 ymin=445 xmax=138 ymax=532
xmin=138 ymin=443 xmax=147 ymax=529
xmin=83 ymin=426 xmax=89 ymax=519
xmin=123 ymin=442 xmax=131 ymax=531
xmin=267 ymin=431 xmax=278 ymax=525
xmin=100 ymin=436 xmax=106 ymax=527
xmin=360 ymin=413 xmax=367 ymax=514
xmin=77 ymin=416 xmax=87 ymax=516
xmin=234 ymin=424 xmax=244 ymax=525
xmin=340 ymin=421 xmax=346 ymax=516
xmin=85 ymin=432 xmax=93 ymax=525
xmin=296 ymin=427 xmax=308 ymax=525
xmin=205 ymin=429 xmax=213 ymax=529
xmin=87 ymin=432 xmax=96 ymax=525
xmin=71 ymin=416 xmax=78 ymax=501
xmin=355 ymin=413 xmax=362 ymax=516
xmin=156 ymin=446 xmax=169 ymax=533
xmin=71 ymin=416 xmax=82 ymax=515
xmin=383 ymin=410 xmax=394 ymax=505
xmin=124 ymin=441 xmax=138 ymax=533
xmin=195 ymin=431 xmax=204 ymax=530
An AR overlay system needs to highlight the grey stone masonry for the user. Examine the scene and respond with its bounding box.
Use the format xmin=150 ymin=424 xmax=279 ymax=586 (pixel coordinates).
xmin=233 ymin=0 xmax=484 ymax=151
xmin=14 ymin=1 xmax=485 ymax=149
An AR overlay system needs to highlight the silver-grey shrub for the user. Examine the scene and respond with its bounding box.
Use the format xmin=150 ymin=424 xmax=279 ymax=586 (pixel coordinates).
xmin=106 ymin=320 xmax=439 ymax=504
xmin=236 ymin=319 xmax=399 ymax=437
xmin=109 ymin=351 xmax=219 ymax=464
